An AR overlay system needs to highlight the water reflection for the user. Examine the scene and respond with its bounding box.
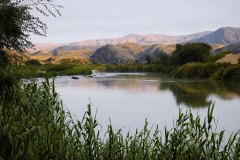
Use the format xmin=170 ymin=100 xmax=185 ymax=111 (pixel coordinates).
xmin=159 ymin=81 xmax=240 ymax=108
xmin=54 ymin=74 xmax=240 ymax=133
xmin=55 ymin=74 xmax=240 ymax=109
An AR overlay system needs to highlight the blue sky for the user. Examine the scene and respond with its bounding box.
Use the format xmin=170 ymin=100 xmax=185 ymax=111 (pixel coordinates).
xmin=31 ymin=0 xmax=240 ymax=43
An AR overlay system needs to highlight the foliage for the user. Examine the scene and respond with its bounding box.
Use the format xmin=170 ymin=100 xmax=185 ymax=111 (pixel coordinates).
xmin=0 ymin=0 xmax=61 ymax=52
xmin=158 ymin=52 xmax=169 ymax=65
xmin=0 ymin=80 xmax=240 ymax=159
xmin=169 ymin=43 xmax=212 ymax=66
xmin=0 ymin=66 xmax=22 ymax=90
xmin=172 ymin=63 xmax=219 ymax=79
xmin=25 ymin=59 xmax=41 ymax=65
xmin=145 ymin=55 xmax=152 ymax=64
xmin=212 ymin=65 xmax=240 ymax=81
xmin=209 ymin=51 xmax=231 ymax=63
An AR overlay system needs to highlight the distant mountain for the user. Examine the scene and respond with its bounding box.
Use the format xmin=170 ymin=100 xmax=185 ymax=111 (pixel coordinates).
xmin=189 ymin=27 xmax=240 ymax=45
xmin=90 ymin=43 xmax=147 ymax=64
xmin=212 ymin=42 xmax=240 ymax=55
xmin=69 ymin=31 xmax=211 ymax=49
xmin=31 ymin=27 xmax=240 ymax=53
xmin=27 ymin=43 xmax=66 ymax=53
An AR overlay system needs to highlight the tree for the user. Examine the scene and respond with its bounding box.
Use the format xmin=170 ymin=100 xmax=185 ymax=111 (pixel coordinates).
xmin=0 ymin=0 xmax=62 ymax=52
xmin=169 ymin=43 xmax=212 ymax=66
xmin=158 ymin=52 xmax=169 ymax=65
xmin=145 ymin=55 xmax=152 ymax=64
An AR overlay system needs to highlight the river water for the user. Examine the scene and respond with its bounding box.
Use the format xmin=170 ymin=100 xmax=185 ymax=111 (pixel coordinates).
xmin=54 ymin=72 xmax=240 ymax=134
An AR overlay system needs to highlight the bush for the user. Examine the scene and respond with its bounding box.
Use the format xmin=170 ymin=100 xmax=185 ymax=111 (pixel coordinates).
xmin=0 ymin=67 xmax=22 ymax=90
xmin=172 ymin=63 xmax=219 ymax=79
xmin=169 ymin=43 xmax=212 ymax=66
xmin=45 ymin=64 xmax=75 ymax=72
xmin=219 ymin=65 xmax=240 ymax=81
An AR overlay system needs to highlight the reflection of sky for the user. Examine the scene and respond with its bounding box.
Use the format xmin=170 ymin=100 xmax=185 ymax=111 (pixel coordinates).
xmin=53 ymin=74 xmax=240 ymax=135
xmin=56 ymin=78 xmax=160 ymax=94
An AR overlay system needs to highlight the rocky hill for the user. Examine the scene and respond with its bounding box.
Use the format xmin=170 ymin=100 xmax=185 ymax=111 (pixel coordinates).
xmin=189 ymin=27 xmax=240 ymax=45
xmin=90 ymin=43 xmax=177 ymax=64
xmin=137 ymin=44 xmax=176 ymax=63
xmin=90 ymin=43 xmax=147 ymax=64
xmin=212 ymin=42 xmax=240 ymax=55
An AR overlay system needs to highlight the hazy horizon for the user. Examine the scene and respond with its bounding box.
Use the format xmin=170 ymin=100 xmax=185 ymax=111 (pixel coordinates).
xmin=31 ymin=0 xmax=240 ymax=44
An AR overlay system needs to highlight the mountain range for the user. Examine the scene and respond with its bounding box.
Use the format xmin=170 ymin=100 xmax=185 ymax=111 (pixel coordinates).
xmin=30 ymin=27 xmax=240 ymax=64
xmin=31 ymin=27 xmax=240 ymax=52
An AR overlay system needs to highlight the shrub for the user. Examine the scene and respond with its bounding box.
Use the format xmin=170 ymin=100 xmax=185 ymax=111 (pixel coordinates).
xmin=169 ymin=43 xmax=212 ymax=66
xmin=172 ymin=63 xmax=218 ymax=79
xmin=220 ymin=65 xmax=240 ymax=81
xmin=0 ymin=67 xmax=22 ymax=90
xmin=45 ymin=64 xmax=75 ymax=72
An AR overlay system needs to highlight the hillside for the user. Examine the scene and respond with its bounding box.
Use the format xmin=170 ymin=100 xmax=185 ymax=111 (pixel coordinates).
xmin=90 ymin=43 xmax=147 ymax=64
xmin=189 ymin=27 xmax=240 ymax=45
xmin=30 ymin=48 xmax=93 ymax=64
xmin=212 ymin=42 xmax=240 ymax=55
xmin=90 ymin=43 xmax=177 ymax=64
xmin=137 ymin=44 xmax=176 ymax=63
xmin=216 ymin=53 xmax=240 ymax=64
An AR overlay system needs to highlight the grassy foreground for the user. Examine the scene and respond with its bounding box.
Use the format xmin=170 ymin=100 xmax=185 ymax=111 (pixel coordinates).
xmin=0 ymin=78 xmax=240 ymax=159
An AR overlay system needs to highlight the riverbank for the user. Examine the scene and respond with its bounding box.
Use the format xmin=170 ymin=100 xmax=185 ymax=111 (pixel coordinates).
xmin=1 ymin=62 xmax=240 ymax=82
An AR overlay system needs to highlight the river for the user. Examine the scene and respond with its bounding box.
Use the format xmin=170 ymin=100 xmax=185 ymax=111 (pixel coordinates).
xmin=53 ymin=72 xmax=240 ymax=134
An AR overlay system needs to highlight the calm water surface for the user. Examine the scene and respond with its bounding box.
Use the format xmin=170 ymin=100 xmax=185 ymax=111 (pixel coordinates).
xmin=54 ymin=73 xmax=240 ymax=133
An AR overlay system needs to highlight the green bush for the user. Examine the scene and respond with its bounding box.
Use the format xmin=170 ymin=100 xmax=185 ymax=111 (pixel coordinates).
xmin=45 ymin=64 xmax=75 ymax=72
xmin=220 ymin=65 xmax=240 ymax=81
xmin=0 ymin=67 xmax=22 ymax=90
xmin=169 ymin=43 xmax=212 ymax=66
xmin=62 ymin=66 xmax=92 ymax=75
xmin=172 ymin=63 xmax=219 ymax=79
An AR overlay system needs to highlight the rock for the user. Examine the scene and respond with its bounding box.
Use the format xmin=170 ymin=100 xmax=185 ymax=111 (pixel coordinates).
xmin=71 ymin=76 xmax=79 ymax=79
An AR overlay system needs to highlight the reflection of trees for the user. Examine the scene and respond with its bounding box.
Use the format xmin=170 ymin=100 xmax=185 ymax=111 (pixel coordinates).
xmin=159 ymin=81 xmax=240 ymax=108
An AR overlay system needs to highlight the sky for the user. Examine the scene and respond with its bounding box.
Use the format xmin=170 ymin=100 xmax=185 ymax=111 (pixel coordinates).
xmin=31 ymin=0 xmax=240 ymax=43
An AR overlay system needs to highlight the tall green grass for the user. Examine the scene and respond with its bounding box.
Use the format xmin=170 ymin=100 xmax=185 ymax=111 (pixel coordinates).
xmin=0 ymin=79 xmax=240 ymax=159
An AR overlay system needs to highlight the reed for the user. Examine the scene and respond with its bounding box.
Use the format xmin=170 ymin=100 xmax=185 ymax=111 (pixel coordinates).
xmin=0 ymin=79 xmax=239 ymax=159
